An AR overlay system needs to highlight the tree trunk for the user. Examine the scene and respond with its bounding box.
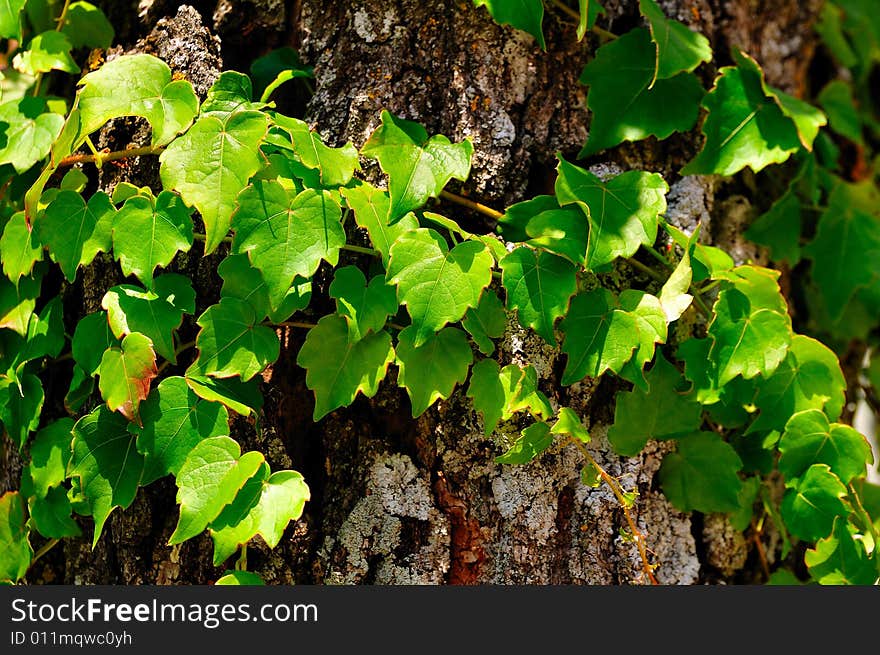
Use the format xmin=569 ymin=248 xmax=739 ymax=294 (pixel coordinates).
xmin=19 ymin=0 xmax=822 ymax=585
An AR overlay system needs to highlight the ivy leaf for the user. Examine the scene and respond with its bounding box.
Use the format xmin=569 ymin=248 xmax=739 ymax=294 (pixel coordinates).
xmin=0 ymin=212 xmax=42 ymax=284
xmin=578 ymin=28 xmax=704 ymax=156
xmin=159 ymin=110 xmax=269 ymax=254
xmin=361 ymin=110 xmax=473 ymax=222
xmin=708 ymin=265 xmax=792 ymax=386
xmin=500 ymin=246 xmax=577 ymax=344
xmin=251 ymin=47 xmax=313 ymax=98
xmin=270 ymin=114 xmax=359 ymax=186
xmin=473 ymin=0 xmax=545 ymax=49
xmin=28 ymin=485 xmax=81 ymax=539
xmin=78 ymin=54 xmax=199 ymax=146
xmin=296 ymin=315 xmax=394 ymax=421
xmin=778 ymin=410 xmax=873 ymax=486
xmin=658 ymin=227 xmax=694 ymax=322
xmin=555 ymin=157 xmax=668 ymax=270
xmin=551 ymin=407 xmax=590 ymax=443
xmin=803 ymin=181 xmax=880 ymax=322
xmin=69 ymin=407 xmax=145 ymax=546
xmin=191 ymin=299 xmax=280 ymax=381
xmin=659 ymin=432 xmax=744 ymax=513
xmin=135 ymin=376 xmax=230 ymax=485
xmin=65 ymin=366 xmax=93 ymax=414
xmin=232 ymin=182 xmax=344 ymax=308
xmin=607 ymin=354 xmax=703 ymax=456
xmin=0 ymin=97 xmax=64 ymax=173
xmin=396 ymin=326 xmax=472 ymax=417
xmin=781 ymin=464 xmax=848 ymax=542
xmin=466 ymin=359 xmax=505 ymax=436
xmin=341 ymin=182 xmax=419 ymax=266
xmin=72 ymin=311 xmax=119 ymax=376
xmin=0 ymin=0 xmax=26 ymax=40
xmin=462 ymin=290 xmax=507 ymax=355
xmin=97 ymin=332 xmax=158 ymax=422
xmin=0 ymin=270 xmax=40 ymax=335
xmin=184 ymin=374 xmax=263 ymax=418
xmin=102 ymin=275 xmax=195 ymax=363
xmin=496 ymin=422 xmax=553 ymax=465
xmin=200 ymin=71 xmax=263 ymax=116
xmin=61 ymin=1 xmax=114 ymax=49
xmin=13 ymin=31 xmax=79 ymax=75
xmin=663 ymin=221 xmax=733 ymax=283
xmin=387 ymin=228 xmax=493 ymax=347
xmin=0 ymin=373 xmax=43 ymax=451
xmin=577 ymin=0 xmax=604 ymax=40
xmin=169 ymin=436 xmax=265 ymax=545
xmin=818 ymin=80 xmax=863 ymax=145
xmin=18 ymin=297 xmax=64 ymax=364
xmin=638 ymin=0 xmax=712 ymax=84
xmin=805 ymin=516 xmax=878 ymax=585
xmin=215 ymin=571 xmax=265 ymax=585
xmin=210 ymin=469 xmax=310 ymax=565
xmin=0 ymin=491 xmax=31 ymax=583
xmin=747 ymin=335 xmax=846 ymax=436
xmin=466 ymin=360 xmax=551 ymax=436
xmin=496 ymin=195 xmax=588 ymax=265
xmin=218 ymin=254 xmax=311 ymax=323
xmin=21 ymin=418 xmax=74 ymax=499
xmin=330 ymin=266 xmax=398 ymax=343
xmin=560 ymin=288 xmax=666 ymax=386
xmin=36 ymin=190 xmax=115 ymax=282
xmin=744 ymin=189 xmax=802 ymax=265
xmin=112 ymin=191 xmax=194 ymax=286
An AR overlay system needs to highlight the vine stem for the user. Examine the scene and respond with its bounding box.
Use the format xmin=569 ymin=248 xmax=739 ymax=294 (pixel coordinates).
xmin=31 ymin=0 xmax=74 ymax=97
xmin=624 ymin=256 xmax=665 ymax=283
xmin=750 ymin=518 xmax=771 ymax=580
xmin=566 ymin=436 xmax=659 ymax=585
xmin=439 ymin=190 xmax=504 ymax=220
xmin=31 ymin=538 xmax=61 ymax=565
xmin=274 ymin=321 xmax=318 ymax=329
xmin=58 ymin=145 xmax=165 ymax=168
xmin=547 ymin=0 xmax=618 ymax=40
xmin=341 ymin=243 xmax=381 ymax=257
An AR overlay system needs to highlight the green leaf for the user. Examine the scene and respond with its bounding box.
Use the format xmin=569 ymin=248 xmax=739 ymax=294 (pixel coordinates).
xmin=218 ymin=254 xmax=310 ymax=323
xmin=747 ymin=335 xmax=846 ymax=436
xmin=22 ymin=418 xmax=74 ymax=498
xmin=778 ymin=410 xmax=873 ymax=486
xmin=102 ymin=275 xmax=195 ymax=363
xmin=387 ymin=228 xmax=493 ymax=347
xmin=496 ymin=195 xmax=588 ymax=265
xmin=18 ymin=297 xmax=64 ymax=364
xmin=78 ymin=54 xmax=199 ymax=146
xmin=555 ymin=157 xmax=668 ymax=270
xmin=210 ymin=469 xmax=310 ymax=565
xmin=473 ymin=0 xmax=545 ymax=50
xmin=708 ymin=265 xmax=792 ymax=386
xmin=72 ymin=311 xmax=118 ymax=376
xmin=462 ymin=290 xmax=507 ymax=355
xmin=658 ymin=227 xmax=694 ymax=322
xmin=250 ymin=47 xmax=313 ymax=97
xmin=0 ymin=373 xmax=43 ymax=451
xmin=112 ymin=191 xmax=194 ymax=286
xmin=496 ymin=421 xmax=553 ymax=465
xmin=341 ymin=183 xmax=419 ymax=266
xmin=659 ymin=432 xmax=744 ymax=513
xmin=169 ymin=436 xmax=265 ymax=545
xmin=361 ymin=110 xmax=473 ymax=222
xmin=61 ymin=1 xmax=114 ymax=49
xmin=638 ymin=0 xmax=712 ymax=83
xmin=215 ymin=571 xmax=265 ymax=585
xmin=466 ymin=359 xmax=552 ymax=437
xmin=296 ymin=315 xmax=394 ymax=421
xmin=184 ymin=374 xmax=263 ymax=418
xmin=560 ymin=288 xmax=666 ymax=386
xmin=0 ymin=491 xmax=31 ymax=583
xmin=271 ymin=114 xmax=359 ymax=186
xmin=466 ymin=359 xmax=505 ymax=436
xmin=396 ymin=326 xmax=472 ymax=417
xmin=729 ymin=476 xmax=761 ymax=532
xmin=0 ymin=212 xmax=42 ymax=284
xmin=818 ymin=80 xmax=863 ymax=144
xmin=0 ymin=270 xmax=40 ymax=335
xmin=14 ymin=31 xmax=79 ymax=75
xmin=65 ymin=366 xmax=92 ymax=414
xmin=805 ymin=516 xmax=877 ymax=585
xmin=135 ymin=376 xmax=230 ymax=485
xmin=500 ymin=246 xmax=577 ymax=344
xmin=607 ymin=354 xmax=703 ymax=456
xmin=577 ymin=0 xmax=604 ymax=40
xmin=191 ymin=298 xmax=280 ymax=381
xmin=0 ymin=97 xmax=65 ymax=173
xmin=200 ymin=72 xmax=262 ymax=116
xmin=781 ymin=464 xmax=848 ymax=542
xmin=330 ymin=266 xmax=398 ymax=343
xmin=232 ymin=182 xmax=344 ymax=308
xmin=803 ymin=180 xmax=880 ymax=322
xmin=663 ymin=221 xmax=733 ymax=283
xmin=551 ymin=407 xmax=590 ymax=443
xmin=159 ymin=110 xmax=269 ymax=253
xmin=578 ymin=28 xmax=704 ymax=156
xmin=36 ymin=190 xmax=115 ymax=282
xmin=69 ymin=407 xmax=145 ymax=546
xmin=0 ymin=0 xmax=26 ymax=40
xmin=744 ymin=189 xmax=802 ymax=265
xmin=28 ymin=485 xmax=81 ymax=539
xmin=97 ymin=332 xmax=158 ymax=422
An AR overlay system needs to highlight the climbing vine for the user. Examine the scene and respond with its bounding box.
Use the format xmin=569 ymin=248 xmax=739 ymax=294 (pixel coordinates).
xmin=0 ymin=0 xmax=878 ymax=585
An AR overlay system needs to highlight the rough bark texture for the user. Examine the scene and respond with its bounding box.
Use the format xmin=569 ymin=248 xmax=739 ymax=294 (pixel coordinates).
xmin=14 ymin=0 xmax=823 ymax=585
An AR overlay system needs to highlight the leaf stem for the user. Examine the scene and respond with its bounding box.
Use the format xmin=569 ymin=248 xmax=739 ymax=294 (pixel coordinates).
xmin=848 ymin=483 xmax=879 ymax=550
xmin=624 ymin=257 xmax=665 ymax=283
xmin=31 ymin=0 xmax=74 ymax=97
xmin=341 ymin=243 xmax=381 ymax=257
xmin=57 ymin=145 xmax=165 ymax=169
xmin=690 ymin=291 xmax=712 ymax=320
xmin=566 ymin=436 xmax=659 ymax=585
xmin=641 ymin=244 xmax=673 ymax=271
xmin=273 ymin=321 xmax=318 ymax=329
xmin=31 ymin=538 xmax=61 ymax=565
xmin=439 ymin=190 xmax=504 ymax=220
xmin=193 ymin=233 xmax=233 ymax=245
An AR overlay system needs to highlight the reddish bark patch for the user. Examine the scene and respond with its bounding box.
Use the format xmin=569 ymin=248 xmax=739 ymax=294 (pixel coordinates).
xmin=433 ymin=472 xmax=485 ymax=585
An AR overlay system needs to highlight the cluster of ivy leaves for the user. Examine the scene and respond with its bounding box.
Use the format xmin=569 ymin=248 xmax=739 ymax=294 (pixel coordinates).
xmin=0 ymin=0 xmax=878 ymax=585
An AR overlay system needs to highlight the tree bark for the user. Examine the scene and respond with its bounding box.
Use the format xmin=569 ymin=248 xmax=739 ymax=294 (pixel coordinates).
xmin=18 ymin=0 xmax=823 ymax=585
